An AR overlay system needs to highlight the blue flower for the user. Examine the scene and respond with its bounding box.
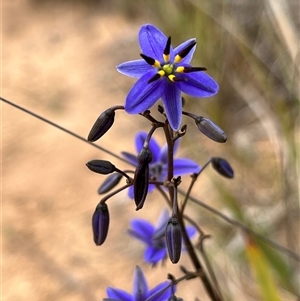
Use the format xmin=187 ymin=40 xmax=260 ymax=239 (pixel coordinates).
xmin=104 ymin=265 xmax=173 ymax=301
xmin=117 ymin=24 xmax=219 ymax=130
xmin=128 ymin=209 xmax=197 ymax=264
xmin=122 ymin=131 xmax=201 ymax=199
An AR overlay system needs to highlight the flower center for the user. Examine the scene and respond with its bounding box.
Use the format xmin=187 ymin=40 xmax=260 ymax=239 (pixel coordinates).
xmin=150 ymin=162 xmax=164 ymax=180
xmin=140 ymin=37 xmax=207 ymax=84
xmin=162 ymin=64 xmax=174 ymax=75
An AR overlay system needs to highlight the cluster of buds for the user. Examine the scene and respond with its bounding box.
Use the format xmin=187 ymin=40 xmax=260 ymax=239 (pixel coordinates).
xmin=86 ymin=104 xmax=234 ymax=264
xmin=85 ymin=23 xmax=235 ymax=300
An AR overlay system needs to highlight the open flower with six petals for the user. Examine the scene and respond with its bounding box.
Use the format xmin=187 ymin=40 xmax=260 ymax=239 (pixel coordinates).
xmin=117 ymin=24 xmax=219 ymax=130
xmin=128 ymin=209 xmax=196 ymax=265
xmin=122 ymin=131 xmax=201 ymax=199
xmin=104 ymin=265 xmax=173 ymax=301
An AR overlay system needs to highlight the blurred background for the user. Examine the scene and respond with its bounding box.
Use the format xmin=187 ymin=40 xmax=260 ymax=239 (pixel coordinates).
xmin=2 ymin=0 xmax=299 ymax=300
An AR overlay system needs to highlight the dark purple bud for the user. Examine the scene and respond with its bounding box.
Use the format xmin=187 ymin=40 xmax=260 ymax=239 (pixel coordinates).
xmin=195 ymin=116 xmax=227 ymax=143
xmin=158 ymin=104 xmax=164 ymax=114
xmin=98 ymin=173 xmax=123 ymax=194
xmin=86 ymin=160 xmax=116 ymax=175
xmin=211 ymin=157 xmax=234 ymax=178
xmin=92 ymin=202 xmax=110 ymax=246
xmin=168 ymin=296 xmax=183 ymax=301
xmin=134 ymin=147 xmax=152 ymax=210
xmin=87 ymin=108 xmax=115 ymax=142
xmin=165 ymin=217 xmax=182 ymax=264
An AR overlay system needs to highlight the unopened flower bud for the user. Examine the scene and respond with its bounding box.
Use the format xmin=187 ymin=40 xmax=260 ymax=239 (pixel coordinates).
xmin=195 ymin=116 xmax=227 ymax=143
xmin=86 ymin=160 xmax=116 ymax=175
xmin=211 ymin=157 xmax=234 ymax=178
xmin=88 ymin=108 xmax=115 ymax=142
xmin=134 ymin=147 xmax=152 ymax=211
xmin=98 ymin=173 xmax=123 ymax=194
xmin=165 ymin=217 xmax=182 ymax=264
xmin=92 ymin=202 xmax=110 ymax=246
xmin=168 ymin=296 xmax=183 ymax=301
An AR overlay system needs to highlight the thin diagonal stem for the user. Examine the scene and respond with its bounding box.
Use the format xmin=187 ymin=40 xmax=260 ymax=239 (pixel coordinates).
xmin=180 ymin=189 xmax=300 ymax=262
xmin=2 ymin=96 xmax=299 ymax=262
xmin=1 ymin=96 xmax=132 ymax=165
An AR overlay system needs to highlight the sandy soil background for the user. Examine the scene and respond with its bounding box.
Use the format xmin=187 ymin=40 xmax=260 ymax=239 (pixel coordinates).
xmin=2 ymin=1 xmax=216 ymax=300
xmin=2 ymin=1 xmax=299 ymax=301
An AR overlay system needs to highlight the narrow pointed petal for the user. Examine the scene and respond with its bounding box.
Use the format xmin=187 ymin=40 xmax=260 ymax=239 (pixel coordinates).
xmin=147 ymin=281 xmax=173 ymax=301
xmin=125 ymin=71 xmax=165 ymax=114
xmin=155 ymin=209 xmax=170 ymax=230
xmin=135 ymin=132 xmax=160 ymax=162
xmin=128 ymin=219 xmax=154 ymax=243
xmin=106 ymin=287 xmax=132 ymax=301
xmin=177 ymin=72 xmax=219 ymax=97
xmin=159 ymin=139 xmax=180 ymax=165
xmin=161 ymin=83 xmax=182 ymax=131
xmin=98 ymin=173 xmax=123 ymax=194
xmin=173 ymin=38 xmax=196 ymax=64
xmin=117 ymin=59 xmax=152 ymax=78
xmin=133 ymin=266 xmax=148 ymax=301
xmin=121 ymin=151 xmax=138 ymax=166
xmin=128 ymin=185 xmax=134 ymax=199
xmin=186 ymin=225 xmax=197 ymax=238
xmin=144 ymin=247 xmax=167 ymax=264
xmin=173 ymin=158 xmax=201 ymax=175
xmin=139 ymin=24 xmax=167 ymax=61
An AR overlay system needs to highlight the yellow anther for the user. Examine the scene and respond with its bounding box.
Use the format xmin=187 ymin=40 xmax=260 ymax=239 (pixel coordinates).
xmin=158 ymin=70 xmax=165 ymax=77
xmin=163 ymin=54 xmax=170 ymax=62
xmin=175 ymin=66 xmax=184 ymax=73
xmin=168 ymin=74 xmax=176 ymax=82
xmin=174 ymin=55 xmax=182 ymax=63
xmin=153 ymin=60 xmax=161 ymax=68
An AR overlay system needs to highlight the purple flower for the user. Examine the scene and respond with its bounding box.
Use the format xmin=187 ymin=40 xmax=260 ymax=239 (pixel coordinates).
xmin=117 ymin=24 xmax=219 ymax=130
xmin=104 ymin=265 xmax=173 ymax=301
xmin=122 ymin=131 xmax=201 ymax=199
xmin=128 ymin=209 xmax=196 ymax=264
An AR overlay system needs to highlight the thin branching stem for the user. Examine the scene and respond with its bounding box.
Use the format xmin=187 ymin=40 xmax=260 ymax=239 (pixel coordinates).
xmin=181 ymin=158 xmax=212 ymax=213
xmin=2 ymin=96 xmax=299 ymax=262
xmin=100 ymin=183 xmax=132 ymax=204
xmin=0 ymin=96 xmax=132 ymax=165
xmin=182 ymin=190 xmax=300 ymax=262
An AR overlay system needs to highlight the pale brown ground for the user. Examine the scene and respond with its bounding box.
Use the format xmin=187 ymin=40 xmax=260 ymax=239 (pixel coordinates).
xmin=2 ymin=1 xmax=214 ymax=300
xmin=3 ymin=1 xmax=298 ymax=301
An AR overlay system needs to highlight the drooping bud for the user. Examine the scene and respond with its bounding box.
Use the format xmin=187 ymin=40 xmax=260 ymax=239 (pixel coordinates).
xmin=168 ymin=296 xmax=183 ymax=301
xmin=87 ymin=108 xmax=115 ymax=142
xmin=195 ymin=116 xmax=227 ymax=143
xmin=86 ymin=160 xmax=116 ymax=175
xmin=98 ymin=173 xmax=123 ymax=194
xmin=165 ymin=217 xmax=182 ymax=264
xmin=133 ymin=147 xmax=152 ymax=210
xmin=211 ymin=157 xmax=234 ymax=178
xmin=92 ymin=202 xmax=110 ymax=246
